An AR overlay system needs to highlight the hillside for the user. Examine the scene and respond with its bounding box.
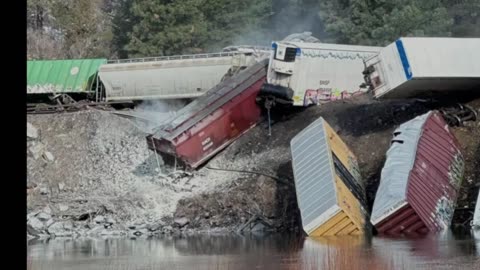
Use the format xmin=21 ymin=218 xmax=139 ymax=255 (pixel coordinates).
xmin=27 ymin=93 xmax=479 ymax=238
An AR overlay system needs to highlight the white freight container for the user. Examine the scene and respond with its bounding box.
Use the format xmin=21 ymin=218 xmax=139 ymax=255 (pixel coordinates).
xmin=364 ymin=37 xmax=480 ymax=99
xmin=261 ymin=41 xmax=381 ymax=106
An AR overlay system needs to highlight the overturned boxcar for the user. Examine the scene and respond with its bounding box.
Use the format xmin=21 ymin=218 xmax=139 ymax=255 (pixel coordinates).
xmin=371 ymin=111 xmax=464 ymax=235
xmin=290 ymin=117 xmax=368 ymax=236
xmin=146 ymin=59 xmax=268 ymax=169
xmin=363 ymin=37 xmax=480 ymax=99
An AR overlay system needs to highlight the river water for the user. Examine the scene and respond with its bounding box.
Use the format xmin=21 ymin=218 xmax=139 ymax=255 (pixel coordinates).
xmin=27 ymin=230 xmax=480 ymax=270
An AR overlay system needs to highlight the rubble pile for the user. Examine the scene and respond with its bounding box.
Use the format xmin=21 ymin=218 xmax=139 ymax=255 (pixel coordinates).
xmin=26 ymin=110 xmax=254 ymax=239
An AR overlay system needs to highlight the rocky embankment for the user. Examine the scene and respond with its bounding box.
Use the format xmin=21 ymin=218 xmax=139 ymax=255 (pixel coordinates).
xmin=27 ymin=94 xmax=480 ymax=240
xmin=27 ymin=110 xmax=280 ymax=240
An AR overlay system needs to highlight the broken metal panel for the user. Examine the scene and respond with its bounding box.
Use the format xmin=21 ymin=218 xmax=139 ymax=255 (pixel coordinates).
xmin=372 ymin=111 xmax=464 ymax=235
xmin=27 ymin=59 xmax=107 ymax=94
xmin=290 ymin=117 xmax=367 ymax=236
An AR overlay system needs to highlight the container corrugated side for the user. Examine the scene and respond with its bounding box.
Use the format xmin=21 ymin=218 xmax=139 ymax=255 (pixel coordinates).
xmin=371 ymin=113 xmax=429 ymax=226
xmin=290 ymin=117 xmax=367 ymax=236
xmin=406 ymin=112 xmax=464 ymax=231
xmin=372 ymin=111 xmax=464 ymax=235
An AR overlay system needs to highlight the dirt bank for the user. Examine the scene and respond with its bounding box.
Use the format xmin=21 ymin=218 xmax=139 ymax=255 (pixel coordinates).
xmin=174 ymin=93 xmax=480 ymax=231
xmin=27 ymin=93 xmax=480 ymax=239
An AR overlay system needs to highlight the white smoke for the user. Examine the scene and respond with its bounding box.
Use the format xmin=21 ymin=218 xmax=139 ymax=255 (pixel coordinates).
xmin=136 ymin=99 xmax=186 ymax=114
xmin=136 ymin=99 xmax=186 ymax=123
xmin=117 ymin=99 xmax=188 ymax=134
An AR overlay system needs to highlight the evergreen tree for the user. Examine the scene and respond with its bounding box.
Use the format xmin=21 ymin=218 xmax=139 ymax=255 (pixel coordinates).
xmin=50 ymin=0 xmax=112 ymax=58
xmin=124 ymin=0 xmax=209 ymax=57
xmin=27 ymin=0 xmax=53 ymax=30
xmin=319 ymin=0 xmax=454 ymax=46
xmin=28 ymin=0 xmax=479 ymax=59
xmin=117 ymin=0 xmax=273 ymax=57
xmin=111 ymin=0 xmax=138 ymax=58
xmin=446 ymin=0 xmax=480 ymax=37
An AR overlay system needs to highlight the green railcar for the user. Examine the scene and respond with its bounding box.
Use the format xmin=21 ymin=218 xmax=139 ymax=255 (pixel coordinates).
xmin=27 ymin=58 xmax=107 ymax=94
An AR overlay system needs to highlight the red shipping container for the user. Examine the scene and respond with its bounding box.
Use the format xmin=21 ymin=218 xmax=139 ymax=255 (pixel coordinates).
xmin=146 ymin=60 xmax=268 ymax=169
xmin=371 ymin=111 xmax=464 ymax=235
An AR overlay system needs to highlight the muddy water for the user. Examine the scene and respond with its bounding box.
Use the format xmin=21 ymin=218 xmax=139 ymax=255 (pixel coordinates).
xmin=27 ymin=231 xmax=480 ymax=270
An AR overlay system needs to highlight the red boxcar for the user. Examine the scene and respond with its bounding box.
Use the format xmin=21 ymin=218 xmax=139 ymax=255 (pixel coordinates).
xmin=371 ymin=111 xmax=464 ymax=236
xmin=146 ymin=59 xmax=268 ymax=169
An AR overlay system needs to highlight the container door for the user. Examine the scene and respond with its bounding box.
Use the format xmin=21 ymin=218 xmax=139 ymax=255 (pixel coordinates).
xmin=364 ymin=56 xmax=389 ymax=97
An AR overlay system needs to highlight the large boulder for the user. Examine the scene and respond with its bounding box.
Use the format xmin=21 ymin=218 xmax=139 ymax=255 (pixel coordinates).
xmin=27 ymin=122 xmax=39 ymax=140
xmin=174 ymin=217 xmax=189 ymax=228
xmin=27 ymin=216 xmax=44 ymax=232
xmin=47 ymin=221 xmax=74 ymax=237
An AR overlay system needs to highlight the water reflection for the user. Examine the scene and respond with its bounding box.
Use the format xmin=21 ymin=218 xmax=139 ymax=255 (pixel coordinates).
xmin=370 ymin=230 xmax=479 ymax=270
xmin=27 ymin=231 xmax=480 ymax=270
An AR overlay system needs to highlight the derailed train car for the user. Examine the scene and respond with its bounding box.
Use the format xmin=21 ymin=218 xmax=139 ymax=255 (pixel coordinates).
xmin=99 ymin=50 xmax=269 ymax=102
xmin=363 ymin=37 xmax=480 ymax=99
xmin=260 ymin=41 xmax=381 ymax=107
xmin=146 ymin=59 xmax=268 ymax=169
xmin=290 ymin=117 xmax=369 ymax=236
xmin=28 ymin=47 xmax=270 ymax=104
xmin=371 ymin=111 xmax=464 ymax=235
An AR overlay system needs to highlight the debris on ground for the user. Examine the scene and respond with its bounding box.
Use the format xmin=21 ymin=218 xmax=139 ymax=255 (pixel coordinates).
xmin=26 ymin=93 xmax=480 ymax=239
xmin=27 ymin=109 xmax=265 ymax=238
xmin=174 ymin=94 xmax=480 ymax=232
